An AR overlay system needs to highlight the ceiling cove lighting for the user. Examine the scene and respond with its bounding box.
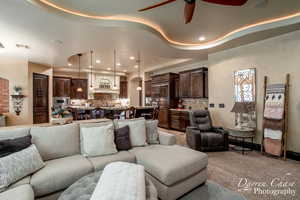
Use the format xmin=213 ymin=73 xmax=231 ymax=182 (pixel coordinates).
xmin=77 ymin=54 xmax=83 ymax=92
xmin=32 ymin=0 xmax=300 ymax=50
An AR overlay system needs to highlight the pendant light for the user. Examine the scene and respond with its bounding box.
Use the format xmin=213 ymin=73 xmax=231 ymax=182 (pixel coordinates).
xmin=89 ymin=50 xmax=94 ymax=90
xmin=77 ymin=54 xmax=83 ymax=92
xmin=112 ymin=50 xmax=117 ymax=90
xmin=136 ymin=52 xmax=142 ymax=91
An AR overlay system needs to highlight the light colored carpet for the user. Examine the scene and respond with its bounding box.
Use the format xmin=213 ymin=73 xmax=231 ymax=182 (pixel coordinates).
xmin=160 ymin=128 xmax=300 ymax=200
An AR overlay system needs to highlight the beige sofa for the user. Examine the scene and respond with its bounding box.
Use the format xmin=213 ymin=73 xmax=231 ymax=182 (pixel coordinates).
xmin=0 ymin=121 xmax=208 ymax=200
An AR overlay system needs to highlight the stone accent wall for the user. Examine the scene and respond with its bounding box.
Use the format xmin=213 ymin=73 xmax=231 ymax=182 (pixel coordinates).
xmin=0 ymin=77 xmax=9 ymax=114
xmin=182 ymin=98 xmax=208 ymax=110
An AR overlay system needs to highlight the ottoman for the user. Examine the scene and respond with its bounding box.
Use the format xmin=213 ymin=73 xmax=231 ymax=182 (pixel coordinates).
xmin=130 ymin=145 xmax=208 ymax=200
xmin=58 ymin=170 xmax=158 ymax=200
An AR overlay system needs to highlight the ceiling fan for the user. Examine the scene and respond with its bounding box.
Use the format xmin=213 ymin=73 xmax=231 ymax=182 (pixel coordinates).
xmin=138 ymin=0 xmax=266 ymax=24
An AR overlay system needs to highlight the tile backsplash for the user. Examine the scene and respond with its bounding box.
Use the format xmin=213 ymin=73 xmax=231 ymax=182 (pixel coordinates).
xmin=182 ymin=98 xmax=208 ymax=110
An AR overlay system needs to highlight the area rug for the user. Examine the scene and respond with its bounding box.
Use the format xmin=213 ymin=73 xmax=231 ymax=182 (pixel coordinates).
xmin=179 ymin=181 xmax=246 ymax=200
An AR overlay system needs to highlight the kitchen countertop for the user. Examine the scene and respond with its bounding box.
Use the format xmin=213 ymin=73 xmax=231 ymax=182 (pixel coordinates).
xmin=0 ymin=119 xmax=111 ymax=131
xmin=169 ymin=109 xmax=191 ymax=112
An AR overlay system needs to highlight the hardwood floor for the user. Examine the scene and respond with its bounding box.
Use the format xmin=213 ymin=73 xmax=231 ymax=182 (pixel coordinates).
xmin=159 ymin=128 xmax=300 ymax=200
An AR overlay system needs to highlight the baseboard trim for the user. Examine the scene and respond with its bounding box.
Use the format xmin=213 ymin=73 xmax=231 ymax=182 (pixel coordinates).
xmin=229 ymin=139 xmax=300 ymax=161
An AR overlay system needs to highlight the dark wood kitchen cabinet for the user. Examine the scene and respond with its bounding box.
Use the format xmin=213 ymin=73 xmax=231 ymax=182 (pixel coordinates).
xmin=119 ymin=80 xmax=128 ymax=99
xmin=145 ymin=80 xmax=152 ymax=97
xmin=53 ymin=76 xmax=71 ymax=97
xmin=179 ymin=67 xmax=208 ymax=98
xmin=179 ymin=72 xmax=191 ymax=98
xmin=151 ymin=73 xmax=179 ymax=128
xmin=70 ymin=79 xmax=88 ymax=99
xmin=169 ymin=110 xmax=190 ymax=132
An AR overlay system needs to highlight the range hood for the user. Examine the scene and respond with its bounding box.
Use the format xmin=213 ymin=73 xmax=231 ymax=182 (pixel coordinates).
xmin=92 ymin=88 xmax=119 ymax=94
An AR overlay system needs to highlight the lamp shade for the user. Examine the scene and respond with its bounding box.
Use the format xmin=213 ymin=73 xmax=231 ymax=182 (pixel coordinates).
xmin=231 ymin=102 xmax=255 ymax=113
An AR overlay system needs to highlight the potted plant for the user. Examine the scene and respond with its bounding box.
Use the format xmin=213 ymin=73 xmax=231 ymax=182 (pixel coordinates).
xmin=13 ymin=86 xmax=22 ymax=95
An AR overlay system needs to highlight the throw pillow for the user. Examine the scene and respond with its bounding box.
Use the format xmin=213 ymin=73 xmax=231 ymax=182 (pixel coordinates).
xmin=114 ymin=126 xmax=131 ymax=151
xmin=0 ymin=135 xmax=32 ymax=158
xmin=80 ymin=124 xmax=117 ymax=157
xmin=117 ymin=119 xmax=147 ymax=147
xmin=145 ymin=120 xmax=159 ymax=144
xmin=0 ymin=144 xmax=45 ymax=192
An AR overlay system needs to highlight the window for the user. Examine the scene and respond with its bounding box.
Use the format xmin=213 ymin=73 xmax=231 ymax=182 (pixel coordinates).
xmin=234 ymin=69 xmax=256 ymax=102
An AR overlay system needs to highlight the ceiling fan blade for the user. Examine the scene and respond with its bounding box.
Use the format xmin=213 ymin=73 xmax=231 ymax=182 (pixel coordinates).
xmin=138 ymin=0 xmax=176 ymax=12
xmin=202 ymin=0 xmax=248 ymax=6
xmin=184 ymin=1 xmax=196 ymax=24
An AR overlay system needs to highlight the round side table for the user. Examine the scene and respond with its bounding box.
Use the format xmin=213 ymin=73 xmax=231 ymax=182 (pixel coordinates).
xmin=226 ymin=127 xmax=255 ymax=155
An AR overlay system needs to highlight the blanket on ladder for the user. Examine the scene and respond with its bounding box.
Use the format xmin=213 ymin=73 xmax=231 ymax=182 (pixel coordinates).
xmin=264 ymin=84 xmax=285 ymax=120
xmin=90 ymin=162 xmax=146 ymax=200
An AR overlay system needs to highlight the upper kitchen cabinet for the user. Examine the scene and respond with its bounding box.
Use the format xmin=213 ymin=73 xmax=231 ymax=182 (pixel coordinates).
xmin=119 ymin=76 xmax=128 ymax=99
xmin=179 ymin=67 xmax=208 ymax=99
xmin=70 ymin=78 xmax=88 ymax=99
xmin=53 ymin=76 xmax=71 ymax=97
xmin=145 ymin=80 xmax=152 ymax=97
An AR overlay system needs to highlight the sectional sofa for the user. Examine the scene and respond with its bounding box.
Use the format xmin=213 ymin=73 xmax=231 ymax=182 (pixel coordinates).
xmin=0 ymin=120 xmax=208 ymax=200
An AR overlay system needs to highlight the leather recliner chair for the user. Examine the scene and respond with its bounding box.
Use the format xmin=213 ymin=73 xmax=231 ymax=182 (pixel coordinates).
xmin=186 ymin=110 xmax=229 ymax=152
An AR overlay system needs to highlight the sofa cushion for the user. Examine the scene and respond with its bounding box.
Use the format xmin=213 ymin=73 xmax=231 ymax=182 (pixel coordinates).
xmin=0 ymin=184 xmax=34 ymax=200
xmin=0 ymin=127 xmax=30 ymax=140
xmin=8 ymin=176 xmax=31 ymax=190
xmin=80 ymin=123 xmax=117 ymax=157
xmin=146 ymin=120 xmax=159 ymax=144
xmin=0 ymin=145 xmax=45 ymax=192
xmin=30 ymin=155 xmax=93 ymax=197
xmin=88 ymin=151 xmax=136 ymax=171
xmin=0 ymin=135 xmax=32 ymax=157
xmin=114 ymin=118 xmax=147 ymax=147
xmin=130 ymin=145 xmax=208 ymax=186
xmin=31 ymin=124 xmax=80 ymax=161
xmin=114 ymin=125 xmax=132 ymax=151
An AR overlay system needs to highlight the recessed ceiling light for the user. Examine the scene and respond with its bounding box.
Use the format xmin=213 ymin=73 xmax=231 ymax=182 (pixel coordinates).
xmin=117 ymin=63 xmax=121 ymax=66
xmin=134 ymin=65 xmax=138 ymax=69
xmin=96 ymin=59 xmax=101 ymax=64
xmin=130 ymin=56 xmax=135 ymax=60
xmin=198 ymin=36 xmax=206 ymax=41
xmin=107 ymin=67 xmax=111 ymax=70
xmin=68 ymin=63 xmax=72 ymax=66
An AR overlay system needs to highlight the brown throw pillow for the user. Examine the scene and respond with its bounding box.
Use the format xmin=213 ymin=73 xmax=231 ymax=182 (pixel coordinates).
xmin=114 ymin=125 xmax=131 ymax=151
xmin=0 ymin=135 xmax=32 ymax=157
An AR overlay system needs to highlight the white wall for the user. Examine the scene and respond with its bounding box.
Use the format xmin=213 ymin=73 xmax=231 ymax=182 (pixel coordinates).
xmin=208 ymin=30 xmax=300 ymax=153
xmin=151 ymin=60 xmax=208 ymax=75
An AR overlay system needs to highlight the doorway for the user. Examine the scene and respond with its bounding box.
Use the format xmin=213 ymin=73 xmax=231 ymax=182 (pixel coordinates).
xmin=33 ymin=73 xmax=49 ymax=124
